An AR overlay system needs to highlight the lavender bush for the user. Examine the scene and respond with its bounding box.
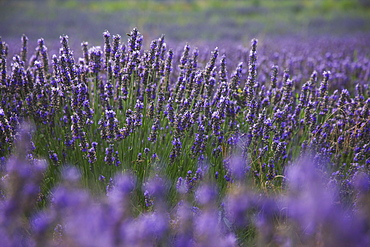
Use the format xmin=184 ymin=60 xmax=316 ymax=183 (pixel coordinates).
xmin=0 ymin=28 xmax=369 ymax=245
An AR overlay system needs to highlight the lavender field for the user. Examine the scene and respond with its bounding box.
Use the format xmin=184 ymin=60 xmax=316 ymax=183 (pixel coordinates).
xmin=1 ymin=0 xmax=370 ymax=246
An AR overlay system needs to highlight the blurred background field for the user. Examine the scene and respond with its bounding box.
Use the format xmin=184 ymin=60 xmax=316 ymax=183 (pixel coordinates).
xmin=1 ymin=0 xmax=370 ymax=51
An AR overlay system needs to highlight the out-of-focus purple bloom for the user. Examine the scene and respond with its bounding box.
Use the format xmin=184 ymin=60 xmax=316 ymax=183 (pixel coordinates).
xmin=225 ymin=154 xmax=249 ymax=182
xmin=194 ymin=208 xmax=237 ymax=247
xmin=0 ymin=123 xmax=47 ymax=246
xmin=123 ymin=211 xmax=170 ymax=246
xmin=195 ymin=183 xmax=218 ymax=206
xmin=284 ymin=154 xmax=370 ymax=246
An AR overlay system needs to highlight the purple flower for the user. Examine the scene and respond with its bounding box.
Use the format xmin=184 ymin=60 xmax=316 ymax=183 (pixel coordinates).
xmin=88 ymin=46 xmax=102 ymax=74
xmin=86 ymin=142 xmax=97 ymax=165
xmin=48 ymin=151 xmax=59 ymax=164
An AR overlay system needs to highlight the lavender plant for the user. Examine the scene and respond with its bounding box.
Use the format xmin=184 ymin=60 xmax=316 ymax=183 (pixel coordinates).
xmin=0 ymin=28 xmax=369 ymax=245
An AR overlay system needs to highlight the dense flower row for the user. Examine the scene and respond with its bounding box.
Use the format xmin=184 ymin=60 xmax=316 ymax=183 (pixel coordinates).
xmin=0 ymin=28 xmax=369 ymax=244
xmin=1 ymin=30 xmax=369 ymax=185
